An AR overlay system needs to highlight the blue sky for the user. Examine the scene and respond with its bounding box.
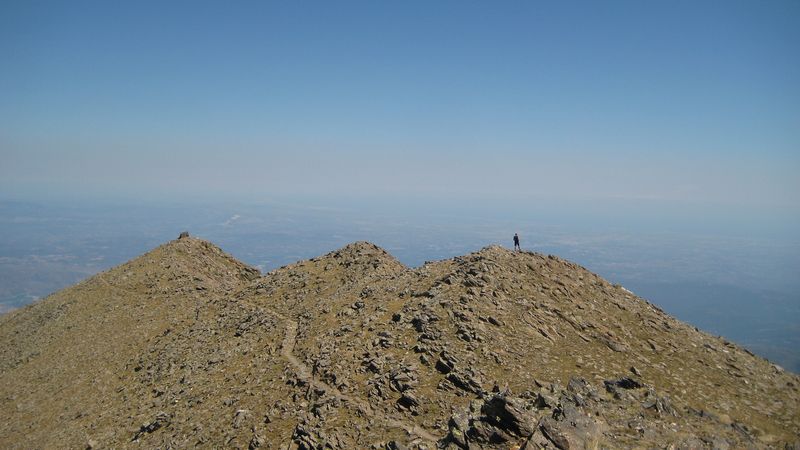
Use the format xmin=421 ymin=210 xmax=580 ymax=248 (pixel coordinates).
xmin=1 ymin=1 xmax=798 ymax=215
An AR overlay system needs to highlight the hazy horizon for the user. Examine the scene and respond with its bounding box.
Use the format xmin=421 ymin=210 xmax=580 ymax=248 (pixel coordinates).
xmin=1 ymin=196 xmax=798 ymax=372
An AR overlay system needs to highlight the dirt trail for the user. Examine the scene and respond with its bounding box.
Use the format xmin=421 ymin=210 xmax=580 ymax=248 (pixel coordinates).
xmin=280 ymin=317 xmax=439 ymax=443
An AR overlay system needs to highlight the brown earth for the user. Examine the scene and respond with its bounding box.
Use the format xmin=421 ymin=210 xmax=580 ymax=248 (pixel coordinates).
xmin=0 ymin=236 xmax=798 ymax=449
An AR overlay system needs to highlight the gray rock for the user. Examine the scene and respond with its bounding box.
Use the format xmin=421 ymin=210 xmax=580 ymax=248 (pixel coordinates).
xmin=290 ymin=423 xmax=319 ymax=450
xmin=447 ymin=370 xmax=483 ymax=394
xmin=537 ymin=405 xmax=607 ymax=450
xmin=385 ymin=441 xmax=407 ymax=450
xmin=441 ymin=392 xmax=539 ymax=448
xmin=642 ymin=393 xmax=677 ymax=417
xmin=480 ymin=394 xmax=537 ymax=437
xmin=397 ymin=392 xmax=420 ymax=413
xmin=435 ymin=351 xmax=458 ymax=374
xmin=446 ymin=411 xmax=470 ymax=448
xmin=534 ymin=391 xmax=558 ymax=409
xmin=248 ymin=432 xmax=265 ymax=449
xmin=539 ymin=417 xmax=571 ymax=449
xmin=604 ymin=376 xmax=642 ymax=391
xmin=233 ymin=409 xmax=249 ymax=428
xmin=133 ymin=411 xmax=170 ymax=441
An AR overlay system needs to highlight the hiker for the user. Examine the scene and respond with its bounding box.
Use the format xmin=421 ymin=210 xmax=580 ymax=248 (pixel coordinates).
xmin=513 ymin=233 xmax=521 ymax=252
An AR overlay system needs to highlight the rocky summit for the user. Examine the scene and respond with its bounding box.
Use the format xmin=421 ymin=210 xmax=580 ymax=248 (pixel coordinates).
xmin=0 ymin=236 xmax=798 ymax=449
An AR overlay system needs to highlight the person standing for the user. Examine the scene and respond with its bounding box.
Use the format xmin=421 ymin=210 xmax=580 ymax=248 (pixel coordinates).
xmin=513 ymin=233 xmax=521 ymax=252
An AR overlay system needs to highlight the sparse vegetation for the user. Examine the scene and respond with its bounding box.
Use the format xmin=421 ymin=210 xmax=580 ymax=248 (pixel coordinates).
xmin=0 ymin=237 xmax=797 ymax=448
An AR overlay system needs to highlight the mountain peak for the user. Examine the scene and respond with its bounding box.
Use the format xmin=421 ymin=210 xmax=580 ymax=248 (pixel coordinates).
xmin=316 ymin=241 xmax=407 ymax=273
xmin=328 ymin=240 xmax=396 ymax=259
xmin=1 ymin=237 xmax=798 ymax=448
xmin=85 ymin=234 xmax=260 ymax=291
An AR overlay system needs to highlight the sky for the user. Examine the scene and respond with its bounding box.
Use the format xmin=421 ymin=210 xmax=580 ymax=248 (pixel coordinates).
xmin=1 ymin=1 xmax=798 ymax=222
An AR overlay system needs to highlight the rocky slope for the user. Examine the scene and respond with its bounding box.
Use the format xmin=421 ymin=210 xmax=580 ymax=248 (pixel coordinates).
xmin=0 ymin=236 xmax=797 ymax=449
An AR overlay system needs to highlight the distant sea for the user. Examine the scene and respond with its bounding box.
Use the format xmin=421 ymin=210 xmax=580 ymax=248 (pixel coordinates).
xmin=1 ymin=196 xmax=798 ymax=372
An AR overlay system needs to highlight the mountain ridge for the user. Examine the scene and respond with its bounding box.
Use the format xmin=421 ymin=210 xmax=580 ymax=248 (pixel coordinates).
xmin=1 ymin=236 xmax=798 ymax=449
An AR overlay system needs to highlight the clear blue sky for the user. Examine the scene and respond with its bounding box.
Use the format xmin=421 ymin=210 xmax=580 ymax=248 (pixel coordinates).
xmin=1 ymin=1 xmax=798 ymax=215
